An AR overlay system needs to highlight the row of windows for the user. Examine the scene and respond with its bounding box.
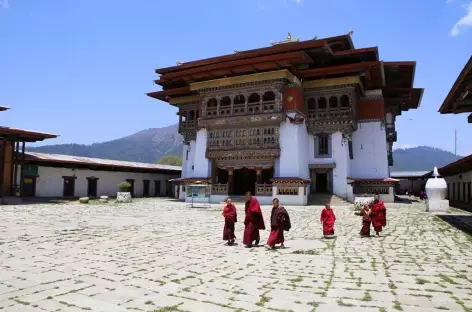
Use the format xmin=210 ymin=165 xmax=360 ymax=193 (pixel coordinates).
xmin=61 ymin=177 xmax=162 ymax=197
xmin=307 ymin=95 xmax=350 ymax=111
xmin=207 ymin=92 xmax=276 ymax=108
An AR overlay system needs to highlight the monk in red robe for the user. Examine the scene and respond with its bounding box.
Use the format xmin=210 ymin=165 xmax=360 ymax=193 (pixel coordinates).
xmin=320 ymin=204 xmax=336 ymax=238
xmin=265 ymin=198 xmax=290 ymax=250
xmin=243 ymin=191 xmax=265 ymax=248
xmin=222 ymin=197 xmax=237 ymax=246
xmin=359 ymin=204 xmax=371 ymax=237
xmin=370 ymin=193 xmax=387 ymax=236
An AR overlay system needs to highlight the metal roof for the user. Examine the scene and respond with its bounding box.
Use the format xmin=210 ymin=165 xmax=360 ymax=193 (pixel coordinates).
xmin=24 ymin=152 xmax=181 ymax=172
xmin=390 ymin=171 xmax=431 ymax=178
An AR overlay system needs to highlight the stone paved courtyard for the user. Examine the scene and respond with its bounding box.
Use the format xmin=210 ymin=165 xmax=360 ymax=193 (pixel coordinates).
xmin=1 ymin=199 xmax=472 ymax=312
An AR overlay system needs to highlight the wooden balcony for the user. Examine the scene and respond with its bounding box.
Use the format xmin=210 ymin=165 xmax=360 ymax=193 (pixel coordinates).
xmin=205 ymin=101 xmax=280 ymax=119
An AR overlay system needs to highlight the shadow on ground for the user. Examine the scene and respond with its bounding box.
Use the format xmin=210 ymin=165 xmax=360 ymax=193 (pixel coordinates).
xmin=437 ymin=215 xmax=472 ymax=235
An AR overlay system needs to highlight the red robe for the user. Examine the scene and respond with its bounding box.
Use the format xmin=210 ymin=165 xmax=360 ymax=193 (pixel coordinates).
xmin=371 ymin=200 xmax=386 ymax=232
xmin=266 ymin=206 xmax=288 ymax=246
xmin=243 ymin=197 xmax=265 ymax=246
xmin=359 ymin=207 xmax=371 ymax=236
xmin=320 ymin=208 xmax=336 ymax=235
xmin=222 ymin=204 xmax=237 ymax=241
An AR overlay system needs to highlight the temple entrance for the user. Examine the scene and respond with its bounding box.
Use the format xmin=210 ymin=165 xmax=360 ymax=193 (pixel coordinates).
xmin=233 ymin=168 xmax=256 ymax=195
xmin=315 ymin=173 xmax=328 ymax=193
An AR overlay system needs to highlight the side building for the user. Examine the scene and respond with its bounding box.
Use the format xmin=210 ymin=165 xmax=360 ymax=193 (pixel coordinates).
xmin=437 ymin=56 xmax=472 ymax=207
xmin=148 ymin=33 xmax=423 ymax=204
xmin=1 ymin=106 xmax=58 ymax=203
xmin=21 ymin=152 xmax=181 ymax=198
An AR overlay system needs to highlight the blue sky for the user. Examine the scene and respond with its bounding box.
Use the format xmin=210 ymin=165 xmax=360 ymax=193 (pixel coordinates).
xmin=1 ymin=0 xmax=471 ymax=155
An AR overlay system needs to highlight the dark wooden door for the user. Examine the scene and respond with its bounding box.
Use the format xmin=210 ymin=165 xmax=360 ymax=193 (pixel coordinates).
xmin=22 ymin=177 xmax=36 ymax=197
xmin=63 ymin=178 xmax=75 ymax=197
xmin=315 ymin=173 xmax=328 ymax=193
xmin=87 ymin=179 xmax=98 ymax=197
xmin=154 ymin=180 xmax=161 ymax=196
xmin=143 ymin=180 xmax=150 ymax=197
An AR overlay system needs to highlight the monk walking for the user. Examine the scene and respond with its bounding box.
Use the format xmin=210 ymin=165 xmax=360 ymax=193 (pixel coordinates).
xmin=320 ymin=203 xmax=336 ymax=238
xmin=370 ymin=193 xmax=387 ymax=236
xmin=265 ymin=198 xmax=290 ymax=250
xmin=222 ymin=198 xmax=237 ymax=246
xmin=359 ymin=204 xmax=371 ymax=237
xmin=243 ymin=191 xmax=265 ymax=248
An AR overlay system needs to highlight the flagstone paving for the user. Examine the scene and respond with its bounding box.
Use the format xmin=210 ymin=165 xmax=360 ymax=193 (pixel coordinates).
xmin=1 ymin=198 xmax=472 ymax=312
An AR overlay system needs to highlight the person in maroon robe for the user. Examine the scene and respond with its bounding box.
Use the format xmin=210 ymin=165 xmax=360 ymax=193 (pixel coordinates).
xmin=265 ymin=198 xmax=290 ymax=250
xmin=243 ymin=191 xmax=265 ymax=248
xmin=370 ymin=193 xmax=387 ymax=236
xmin=419 ymin=191 xmax=425 ymax=200
xmin=320 ymin=204 xmax=336 ymax=237
xmin=359 ymin=204 xmax=371 ymax=237
xmin=222 ymin=198 xmax=237 ymax=246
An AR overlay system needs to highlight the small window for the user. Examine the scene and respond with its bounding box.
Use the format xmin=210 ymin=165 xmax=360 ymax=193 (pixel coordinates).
xmin=318 ymin=134 xmax=329 ymax=155
xmin=186 ymin=149 xmax=189 ymax=160
xmin=318 ymin=97 xmax=327 ymax=109
xmin=348 ymin=141 xmax=353 ymax=159
xmin=340 ymin=95 xmax=350 ymax=107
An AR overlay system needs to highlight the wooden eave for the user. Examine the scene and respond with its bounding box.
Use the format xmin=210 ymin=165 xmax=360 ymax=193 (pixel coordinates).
xmin=0 ymin=127 xmax=58 ymax=142
xmin=0 ymin=106 xmax=10 ymax=111
xmin=155 ymin=35 xmax=353 ymax=75
xmin=439 ymin=56 xmax=472 ymax=114
xmin=294 ymin=61 xmax=379 ymax=78
xmin=383 ymin=61 xmax=416 ymax=88
xmin=438 ymin=153 xmax=472 ymax=177
xmin=146 ymin=86 xmax=196 ymax=102
xmin=383 ymin=87 xmax=424 ymax=111
xmin=159 ymin=51 xmax=313 ymax=81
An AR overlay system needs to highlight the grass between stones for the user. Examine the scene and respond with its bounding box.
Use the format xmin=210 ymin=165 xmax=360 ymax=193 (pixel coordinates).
xmin=415 ymin=277 xmax=430 ymax=285
xmin=393 ymin=300 xmax=403 ymax=311
xmin=256 ymin=291 xmax=271 ymax=307
xmin=337 ymin=299 xmax=354 ymax=307
xmin=151 ymin=304 xmax=182 ymax=312
xmin=362 ymin=292 xmax=372 ymax=301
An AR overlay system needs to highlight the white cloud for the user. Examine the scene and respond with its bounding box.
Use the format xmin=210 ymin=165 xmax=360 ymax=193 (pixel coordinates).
xmin=393 ymin=144 xmax=419 ymax=150
xmin=450 ymin=1 xmax=472 ymax=36
xmin=294 ymin=0 xmax=303 ymax=4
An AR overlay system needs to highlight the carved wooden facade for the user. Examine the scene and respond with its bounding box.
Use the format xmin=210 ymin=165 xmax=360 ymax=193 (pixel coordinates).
xmin=304 ymin=85 xmax=359 ymax=136
xmin=177 ymin=101 xmax=200 ymax=142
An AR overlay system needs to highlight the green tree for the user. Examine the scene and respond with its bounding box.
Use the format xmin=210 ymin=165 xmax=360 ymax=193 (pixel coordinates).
xmin=157 ymin=155 xmax=183 ymax=166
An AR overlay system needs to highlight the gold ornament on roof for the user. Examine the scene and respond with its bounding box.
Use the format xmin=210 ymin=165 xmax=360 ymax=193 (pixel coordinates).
xmin=176 ymin=60 xmax=186 ymax=65
xmin=270 ymin=32 xmax=300 ymax=46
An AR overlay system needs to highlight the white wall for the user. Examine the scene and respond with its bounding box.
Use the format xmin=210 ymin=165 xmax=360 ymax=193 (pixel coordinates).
xmin=350 ymin=121 xmax=389 ymax=179
xmin=193 ymin=129 xmax=210 ymax=178
xmin=331 ymin=132 xmax=349 ymax=198
xmin=182 ymin=141 xmax=196 ymax=178
xmin=279 ymin=118 xmax=309 ymax=178
xmin=443 ymin=170 xmax=472 ymax=202
xmin=31 ymin=166 xmax=180 ymax=198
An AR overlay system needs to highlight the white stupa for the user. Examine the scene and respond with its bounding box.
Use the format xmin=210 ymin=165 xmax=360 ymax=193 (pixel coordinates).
xmin=425 ymin=167 xmax=449 ymax=213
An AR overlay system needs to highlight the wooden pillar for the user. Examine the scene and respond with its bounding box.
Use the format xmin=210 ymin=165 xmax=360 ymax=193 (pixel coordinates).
xmin=10 ymin=141 xmax=17 ymax=196
xmin=0 ymin=140 xmax=5 ymax=198
xmin=19 ymin=142 xmax=25 ymax=197
xmin=256 ymin=168 xmax=262 ymax=184
xmin=211 ymin=161 xmax=217 ymax=184
xmin=228 ymin=168 xmax=234 ymax=195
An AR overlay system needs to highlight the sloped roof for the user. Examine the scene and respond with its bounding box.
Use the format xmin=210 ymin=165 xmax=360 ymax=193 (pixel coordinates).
xmin=24 ymin=152 xmax=181 ymax=172
xmin=390 ymin=171 xmax=431 ymax=178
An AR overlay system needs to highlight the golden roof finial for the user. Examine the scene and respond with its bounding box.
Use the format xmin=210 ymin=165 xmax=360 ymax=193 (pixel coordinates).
xmin=287 ymin=32 xmax=292 ymax=40
xmin=270 ymin=32 xmax=300 ymax=46
xmin=347 ymin=29 xmax=354 ymax=36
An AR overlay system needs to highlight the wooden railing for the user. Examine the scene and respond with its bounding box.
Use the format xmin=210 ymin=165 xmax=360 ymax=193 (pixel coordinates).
xmin=255 ymin=184 xmax=273 ymax=196
xmin=212 ymin=184 xmax=228 ymax=195
xmin=307 ymin=107 xmax=353 ymax=121
xmin=205 ymin=101 xmax=280 ymax=118
xmin=180 ymin=120 xmax=196 ymax=129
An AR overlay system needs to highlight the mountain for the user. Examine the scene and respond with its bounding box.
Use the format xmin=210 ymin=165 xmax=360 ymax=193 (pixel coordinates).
xmin=28 ymin=124 xmax=183 ymax=164
xmin=390 ymin=146 xmax=462 ymax=171
xmin=29 ymin=126 xmax=463 ymax=171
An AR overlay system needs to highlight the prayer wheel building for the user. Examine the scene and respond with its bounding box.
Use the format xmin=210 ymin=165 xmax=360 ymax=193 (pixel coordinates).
xmin=148 ymin=33 xmax=423 ymax=205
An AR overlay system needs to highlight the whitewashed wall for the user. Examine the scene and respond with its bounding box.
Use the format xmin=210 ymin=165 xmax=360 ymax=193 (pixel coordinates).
xmin=31 ymin=166 xmax=180 ymax=198
xmin=181 ymin=141 xmax=196 ymax=179
xmin=443 ymin=170 xmax=472 ymax=202
xmin=331 ymin=132 xmax=350 ymax=198
xmin=350 ymin=121 xmax=389 ymax=179
xmin=279 ymin=118 xmax=310 ymax=179
xmin=193 ymin=129 xmax=210 ymax=177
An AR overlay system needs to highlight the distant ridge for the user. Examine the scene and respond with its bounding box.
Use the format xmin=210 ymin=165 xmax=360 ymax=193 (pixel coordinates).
xmin=28 ymin=126 xmax=463 ymax=171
